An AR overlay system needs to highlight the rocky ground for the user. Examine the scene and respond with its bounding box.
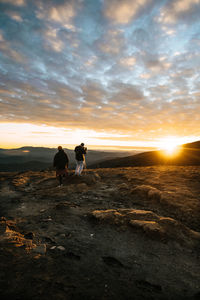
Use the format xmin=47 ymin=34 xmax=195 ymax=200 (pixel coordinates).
xmin=0 ymin=166 xmax=200 ymax=300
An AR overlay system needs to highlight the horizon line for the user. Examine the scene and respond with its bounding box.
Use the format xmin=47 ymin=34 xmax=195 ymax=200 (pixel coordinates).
xmin=0 ymin=144 xmax=157 ymax=151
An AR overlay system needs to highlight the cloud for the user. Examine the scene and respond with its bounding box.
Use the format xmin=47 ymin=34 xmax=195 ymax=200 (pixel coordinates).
xmin=36 ymin=0 xmax=80 ymax=30
xmin=6 ymin=11 xmax=23 ymax=22
xmin=35 ymin=1 xmax=81 ymax=53
xmin=96 ymin=29 xmax=125 ymax=55
xmin=120 ymin=56 xmax=136 ymax=68
xmin=0 ymin=31 xmax=4 ymax=42
xmin=132 ymin=28 xmax=151 ymax=49
xmin=141 ymin=52 xmax=171 ymax=75
xmin=0 ymin=0 xmax=25 ymax=6
xmin=109 ymin=82 xmax=144 ymax=103
xmin=0 ymin=76 xmax=200 ymax=139
xmin=0 ymin=34 xmax=25 ymax=63
xmin=140 ymin=73 xmax=151 ymax=79
xmin=82 ymin=80 xmax=108 ymax=104
xmin=43 ymin=26 xmax=64 ymax=52
xmin=157 ymin=0 xmax=200 ymax=24
xmin=36 ymin=1 xmax=81 ymax=53
xmin=103 ymin=0 xmax=153 ymax=24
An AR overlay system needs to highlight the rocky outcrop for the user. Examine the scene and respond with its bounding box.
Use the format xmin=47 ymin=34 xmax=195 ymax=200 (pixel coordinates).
xmin=91 ymin=208 xmax=200 ymax=247
xmin=131 ymin=185 xmax=162 ymax=202
xmin=0 ymin=218 xmax=36 ymax=252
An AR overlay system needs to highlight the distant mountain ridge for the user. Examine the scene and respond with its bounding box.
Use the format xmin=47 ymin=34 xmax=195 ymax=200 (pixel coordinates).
xmin=0 ymin=146 xmax=139 ymax=172
xmin=90 ymin=141 xmax=200 ymax=169
xmin=1 ymin=141 xmax=199 ymax=172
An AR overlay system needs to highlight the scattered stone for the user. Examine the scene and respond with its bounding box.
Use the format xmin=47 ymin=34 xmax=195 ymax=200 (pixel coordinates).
xmin=43 ymin=217 xmax=52 ymax=222
xmin=50 ymin=246 xmax=57 ymax=250
xmin=57 ymin=246 xmax=65 ymax=251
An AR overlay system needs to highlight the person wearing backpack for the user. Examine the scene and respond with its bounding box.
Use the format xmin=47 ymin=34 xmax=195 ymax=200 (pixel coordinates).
xmin=53 ymin=146 xmax=69 ymax=186
xmin=74 ymin=143 xmax=87 ymax=176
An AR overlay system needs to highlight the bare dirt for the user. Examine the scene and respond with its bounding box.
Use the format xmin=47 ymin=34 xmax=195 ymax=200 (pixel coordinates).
xmin=0 ymin=166 xmax=200 ymax=300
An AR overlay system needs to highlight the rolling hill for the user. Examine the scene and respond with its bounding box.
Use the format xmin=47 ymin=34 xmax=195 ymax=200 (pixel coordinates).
xmin=90 ymin=141 xmax=200 ymax=168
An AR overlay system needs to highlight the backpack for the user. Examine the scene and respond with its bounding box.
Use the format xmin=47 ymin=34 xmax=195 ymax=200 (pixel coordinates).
xmin=74 ymin=146 xmax=85 ymax=161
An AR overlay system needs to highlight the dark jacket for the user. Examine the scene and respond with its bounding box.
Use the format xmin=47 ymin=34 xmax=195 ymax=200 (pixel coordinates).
xmin=74 ymin=145 xmax=87 ymax=161
xmin=53 ymin=150 xmax=69 ymax=170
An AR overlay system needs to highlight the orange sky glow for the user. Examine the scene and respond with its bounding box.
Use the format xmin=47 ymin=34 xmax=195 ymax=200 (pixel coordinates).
xmin=0 ymin=122 xmax=198 ymax=151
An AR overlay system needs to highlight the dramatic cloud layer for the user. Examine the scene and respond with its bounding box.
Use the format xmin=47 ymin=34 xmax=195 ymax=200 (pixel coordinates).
xmin=0 ymin=0 xmax=200 ymax=147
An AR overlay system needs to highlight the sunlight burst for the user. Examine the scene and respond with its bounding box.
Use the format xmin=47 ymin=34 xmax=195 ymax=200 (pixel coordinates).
xmin=158 ymin=137 xmax=181 ymax=155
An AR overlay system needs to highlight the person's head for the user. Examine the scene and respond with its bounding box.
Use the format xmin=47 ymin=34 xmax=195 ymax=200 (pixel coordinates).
xmin=58 ymin=146 xmax=62 ymax=151
xmin=81 ymin=143 xmax=84 ymax=146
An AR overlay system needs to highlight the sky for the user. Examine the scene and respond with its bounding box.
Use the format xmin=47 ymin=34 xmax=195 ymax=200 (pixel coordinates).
xmin=0 ymin=0 xmax=200 ymax=150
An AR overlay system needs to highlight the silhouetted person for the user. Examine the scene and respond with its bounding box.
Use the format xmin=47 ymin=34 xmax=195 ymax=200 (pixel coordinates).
xmin=74 ymin=143 xmax=87 ymax=176
xmin=53 ymin=146 xmax=69 ymax=186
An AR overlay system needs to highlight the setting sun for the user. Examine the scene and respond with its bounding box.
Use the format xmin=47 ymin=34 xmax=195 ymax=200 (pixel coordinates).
xmin=158 ymin=137 xmax=182 ymax=155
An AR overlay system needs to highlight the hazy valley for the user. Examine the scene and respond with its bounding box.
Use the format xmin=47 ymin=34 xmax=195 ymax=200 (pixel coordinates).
xmin=0 ymin=147 xmax=139 ymax=172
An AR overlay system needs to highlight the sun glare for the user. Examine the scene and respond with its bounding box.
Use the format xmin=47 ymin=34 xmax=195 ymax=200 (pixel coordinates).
xmin=158 ymin=137 xmax=181 ymax=155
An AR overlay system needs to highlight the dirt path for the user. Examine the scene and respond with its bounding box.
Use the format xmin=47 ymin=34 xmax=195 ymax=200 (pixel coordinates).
xmin=0 ymin=167 xmax=200 ymax=299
